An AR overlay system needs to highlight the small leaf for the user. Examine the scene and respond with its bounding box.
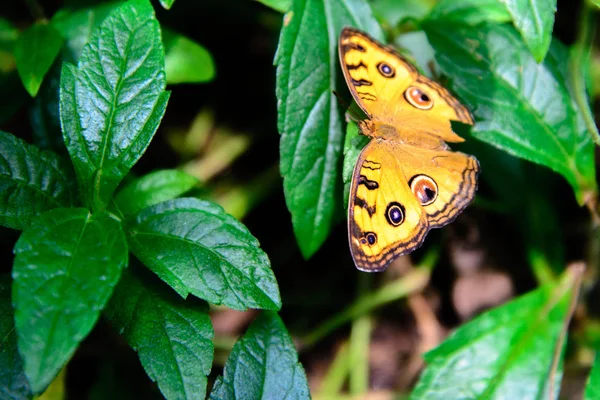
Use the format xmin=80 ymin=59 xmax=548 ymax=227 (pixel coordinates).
xmin=255 ymin=0 xmax=291 ymax=13
xmin=410 ymin=267 xmax=580 ymax=399
xmin=14 ymin=22 xmax=63 ymax=97
xmin=163 ymin=29 xmax=215 ymax=84
xmin=423 ymin=22 xmax=597 ymax=204
xmin=0 ymin=275 xmax=32 ymax=400
xmin=275 ymin=0 xmax=383 ymax=258
xmin=342 ymin=121 xmax=368 ymax=208
xmin=209 ymin=312 xmax=310 ymax=400
xmin=427 ymin=0 xmax=511 ymax=25
xmin=105 ymin=267 xmax=214 ymax=400
xmin=127 ymin=198 xmax=281 ymax=311
xmin=497 ymin=0 xmax=556 ymax=62
xmin=159 ymin=0 xmax=176 ymax=10
xmin=114 ymin=169 xmax=199 ymax=216
xmin=59 ymin=0 xmax=170 ymax=211
xmin=12 ymin=208 xmax=128 ymax=393
xmin=585 ymin=354 xmax=600 ymax=400
xmin=0 ymin=131 xmax=75 ymax=230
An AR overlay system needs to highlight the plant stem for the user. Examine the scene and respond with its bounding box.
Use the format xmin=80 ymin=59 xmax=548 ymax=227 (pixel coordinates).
xmin=569 ymin=0 xmax=600 ymax=147
xmin=302 ymin=250 xmax=437 ymax=347
xmin=349 ymin=273 xmax=372 ymax=395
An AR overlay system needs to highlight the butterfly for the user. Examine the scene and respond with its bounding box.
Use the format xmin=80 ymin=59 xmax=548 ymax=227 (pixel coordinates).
xmin=339 ymin=27 xmax=479 ymax=272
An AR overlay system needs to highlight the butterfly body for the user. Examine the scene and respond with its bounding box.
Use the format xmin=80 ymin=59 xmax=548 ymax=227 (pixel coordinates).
xmin=340 ymin=28 xmax=479 ymax=272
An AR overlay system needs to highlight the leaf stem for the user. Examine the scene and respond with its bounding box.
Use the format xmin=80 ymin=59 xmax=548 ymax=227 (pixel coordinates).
xmin=569 ymin=0 xmax=600 ymax=148
xmin=301 ymin=250 xmax=437 ymax=348
xmin=318 ymin=342 xmax=350 ymax=396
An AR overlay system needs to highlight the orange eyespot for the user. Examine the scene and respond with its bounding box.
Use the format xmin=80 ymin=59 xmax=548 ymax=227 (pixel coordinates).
xmin=409 ymin=175 xmax=438 ymax=205
xmin=404 ymin=86 xmax=433 ymax=110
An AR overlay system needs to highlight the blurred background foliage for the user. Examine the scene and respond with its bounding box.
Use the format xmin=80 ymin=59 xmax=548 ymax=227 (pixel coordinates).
xmin=0 ymin=0 xmax=599 ymax=398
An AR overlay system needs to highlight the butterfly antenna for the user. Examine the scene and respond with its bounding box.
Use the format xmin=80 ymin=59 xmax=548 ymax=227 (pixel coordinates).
xmin=332 ymin=90 xmax=362 ymax=123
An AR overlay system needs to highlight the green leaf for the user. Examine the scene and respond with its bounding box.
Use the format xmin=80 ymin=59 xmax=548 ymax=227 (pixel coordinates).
xmin=51 ymin=2 xmax=122 ymax=63
xmin=59 ymin=0 xmax=170 ymax=211
xmin=422 ymin=22 xmax=597 ymax=205
xmin=12 ymin=208 xmax=128 ymax=393
xmin=163 ymin=29 xmax=215 ymax=84
xmin=0 ymin=275 xmax=32 ymax=400
xmin=255 ymin=0 xmax=291 ymax=13
xmin=159 ymin=0 xmax=176 ymax=9
xmin=427 ymin=0 xmax=511 ymax=25
xmin=497 ymin=0 xmax=556 ymax=62
xmin=275 ymin=0 xmax=383 ymax=258
xmin=342 ymin=121 xmax=368 ymax=208
xmin=585 ymin=354 xmax=600 ymax=400
xmin=410 ymin=267 xmax=580 ymax=399
xmin=14 ymin=22 xmax=64 ymax=97
xmin=127 ymin=198 xmax=281 ymax=311
xmin=106 ymin=267 xmax=214 ymax=400
xmin=209 ymin=312 xmax=310 ymax=400
xmin=371 ymin=0 xmax=433 ymax=28
xmin=0 ymin=131 xmax=75 ymax=230
xmin=114 ymin=169 xmax=199 ymax=216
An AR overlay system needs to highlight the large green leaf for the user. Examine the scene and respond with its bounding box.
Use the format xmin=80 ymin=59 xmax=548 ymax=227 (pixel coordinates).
xmin=422 ymin=22 xmax=597 ymax=205
xmin=410 ymin=267 xmax=580 ymax=399
xmin=427 ymin=0 xmax=511 ymax=25
xmin=0 ymin=275 xmax=32 ymax=400
xmin=127 ymin=198 xmax=281 ymax=311
xmin=14 ymin=22 xmax=64 ymax=97
xmin=31 ymin=2 xmax=121 ymax=153
xmin=0 ymin=131 xmax=75 ymax=230
xmin=275 ymin=0 xmax=383 ymax=258
xmin=59 ymin=0 xmax=170 ymax=211
xmin=114 ymin=169 xmax=199 ymax=217
xmin=106 ymin=267 xmax=214 ymax=400
xmin=163 ymin=29 xmax=215 ymax=84
xmin=209 ymin=312 xmax=309 ymax=400
xmin=12 ymin=208 xmax=127 ymax=393
xmin=497 ymin=0 xmax=556 ymax=62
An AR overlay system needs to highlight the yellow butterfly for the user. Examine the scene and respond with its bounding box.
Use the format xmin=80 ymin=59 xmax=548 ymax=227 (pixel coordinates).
xmin=339 ymin=27 xmax=479 ymax=272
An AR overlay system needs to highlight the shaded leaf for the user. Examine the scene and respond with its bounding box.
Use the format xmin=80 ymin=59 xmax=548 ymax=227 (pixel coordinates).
xmin=14 ymin=23 xmax=63 ymax=97
xmin=59 ymin=0 xmax=170 ymax=211
xmin=0 ymin=131 xmax=75 ymax=230
xmin=497 ymin=0 xmax=556 ymax=62
xmin=209 ymin=312 xmax=309 ymax=400
xmin=163 ymin=29 xmax=215 ymax=84
xmin=12 ymin=208 xmax=127 ymax=393
xmin=410 ymin=266 xmax=580 ymax=399
xmin=115 ymin=169 xmax=199 ymax=216
xmin=275 ymin=0 xmax=383 ymax=258
xmin=51 ymin=2 xmax=122 ymax=63
xmin=585 ymin=354 xmax=600 ymax=400
xmin=371 ymin=0 xmax=432 ymax=28
xmin=0 ymin=275 xmax=32 ymax=400
xmin=127 ymin=198 xmax=281 ymax=311
xmin=0 ymin=17 xmax=18 ymax=54
xmin=255 ymin=0 xmax=291 ymax=13
xmin=106 ymin=267 xmax=214 ymax=400
xmin=159 ymin=0 xmax=176 ymax=10
xmin=423 ymin=22 xmax=597 ymax=204
xmin=427 ymin=0 xmax=511 ymax=25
